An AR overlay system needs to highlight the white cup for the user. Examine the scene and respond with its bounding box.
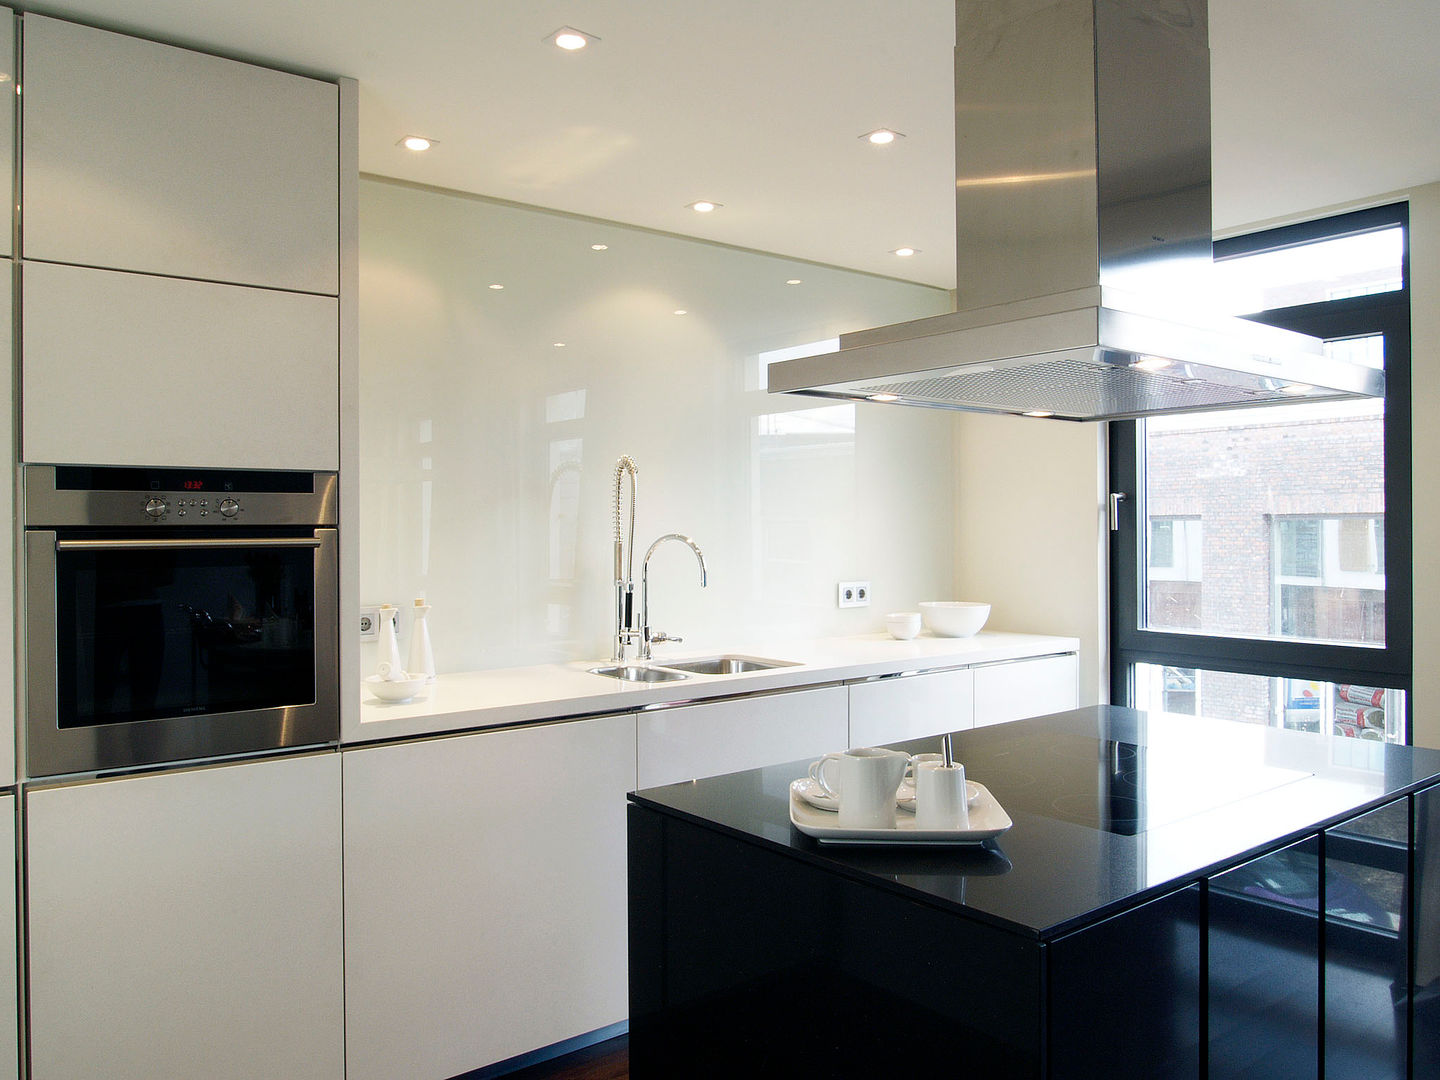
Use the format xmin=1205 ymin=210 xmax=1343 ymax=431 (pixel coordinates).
xmin=885 ymin=612 xmax=922 ymax=640
xmin=809 ymin=747 xmax=909 ymax=829
xmin=915 ymin=762 xmax=970 ymax=831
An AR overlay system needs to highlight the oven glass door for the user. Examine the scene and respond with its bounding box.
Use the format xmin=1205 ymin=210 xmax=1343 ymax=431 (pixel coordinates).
xmin=56 ymin=534 xmax=319 ymax=727
xmin=26 ymin=529 xmax=338 ymax=777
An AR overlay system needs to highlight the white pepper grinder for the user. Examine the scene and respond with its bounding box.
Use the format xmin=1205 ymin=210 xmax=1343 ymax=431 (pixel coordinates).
xmin=408 ymin=598 xmax=436 ymax=682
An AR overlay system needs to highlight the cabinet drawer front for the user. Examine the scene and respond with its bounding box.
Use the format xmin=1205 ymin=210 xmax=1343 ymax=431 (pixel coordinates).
xmin=974 ymin=654 xmax=1078 ymax=728
xmin=849 ymin=668 xmax=975 ymax=748
xmin=22 ymin=262 xmax=339 ymax=469
xmin=22 ymin=14 xmax=338 ymax=293
xmin=638 ymin=686 xmax=847 ymax=789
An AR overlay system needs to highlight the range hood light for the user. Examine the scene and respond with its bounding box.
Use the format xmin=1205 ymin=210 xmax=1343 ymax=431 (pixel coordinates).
xmin=765 ymin=0 xmax=1384 ymax=421
xmin=1130 ymin=356 xmax=1172 ymax=373
xmin=868 ymin=393 xmax=901 ymax=402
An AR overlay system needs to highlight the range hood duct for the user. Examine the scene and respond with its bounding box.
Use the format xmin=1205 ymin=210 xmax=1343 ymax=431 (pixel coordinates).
xmin=767 ymin=0 xmax=1385 ymax=421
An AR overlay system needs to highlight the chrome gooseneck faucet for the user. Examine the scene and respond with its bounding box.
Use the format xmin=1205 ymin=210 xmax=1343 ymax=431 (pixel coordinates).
xmin=640 ymin=533 xmax=707 ymax=660
xmin=611 ymin=456 xmax=640 ymax=662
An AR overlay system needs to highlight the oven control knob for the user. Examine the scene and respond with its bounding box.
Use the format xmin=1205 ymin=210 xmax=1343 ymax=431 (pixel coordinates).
xmin=219 ymin=498 xmax=241 ymax=518
xmin=144 ymin=497 xmax=168 ymax=519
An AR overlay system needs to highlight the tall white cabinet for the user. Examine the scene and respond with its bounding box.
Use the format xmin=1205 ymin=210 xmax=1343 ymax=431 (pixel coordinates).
xmin=25 ymin=754 xmax=344 ymax=1080
xmin=343 ymin=714 xmax=636 ymax=1080
xmin=18 ymin=13 xmax=341 ymax=470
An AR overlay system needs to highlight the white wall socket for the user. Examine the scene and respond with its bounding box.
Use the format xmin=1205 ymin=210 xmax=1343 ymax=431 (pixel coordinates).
xmin=359 ymin=605 xmax=380 ymax=640
xmin=837 ymin=581 xmax=870 ymax=608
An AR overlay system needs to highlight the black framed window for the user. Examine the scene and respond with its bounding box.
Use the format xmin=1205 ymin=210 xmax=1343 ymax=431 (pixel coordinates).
xmin=1109 ymin=203 xmax=1412 ymax=743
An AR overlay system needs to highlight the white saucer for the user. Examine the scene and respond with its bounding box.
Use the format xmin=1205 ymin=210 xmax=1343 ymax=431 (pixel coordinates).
xmin=896 ymin=779 xmax=981 ymax=813
xmin=791 ymin=777 xmax=839 ymax=812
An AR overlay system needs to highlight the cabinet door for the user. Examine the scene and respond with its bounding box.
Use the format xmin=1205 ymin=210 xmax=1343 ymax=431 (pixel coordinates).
xmin=26 ymin=753 xmax=344 ymax=1080
xmin=0 ymin=11 xmax=12 ymax=259
xmin=973 ymin=653 xmax=1079 ymax=728
xmin=0 ymin=267 xmax=12 ymax=786
xmin=22 ymin=15 xmax=338 ymax=294
xmin=0 ymin=795 xmax=15 ymax=1080
xmin=342 ymin=713 xmax=636 ymax=1080
xmin=637 ymin=686 xmax=847 ymax=789
xmin=849 ymin=669 xmax=974 ymax=748
xmin=22 ymin=261 xmax=339 ymax=469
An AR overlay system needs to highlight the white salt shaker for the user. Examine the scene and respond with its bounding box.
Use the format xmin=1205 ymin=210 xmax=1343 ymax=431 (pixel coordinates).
xmin=407 ymin=598 xmax=436 ymax=683
xmin=377 ymin=604 xmax=404 ymax=678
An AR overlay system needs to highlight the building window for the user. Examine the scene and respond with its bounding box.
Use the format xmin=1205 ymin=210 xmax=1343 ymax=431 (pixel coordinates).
xmin=1110 ymin=204 xmax=1411 ymax=742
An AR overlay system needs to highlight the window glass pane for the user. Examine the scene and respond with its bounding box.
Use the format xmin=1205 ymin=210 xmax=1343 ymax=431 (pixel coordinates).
xmin=1142 ymin=336 xmax=1385 ymax=647
xmin=1212 ymin=226 xmax=1403 ymax=315
xmin=1133 ymin=664 xmax=1406 ymax=743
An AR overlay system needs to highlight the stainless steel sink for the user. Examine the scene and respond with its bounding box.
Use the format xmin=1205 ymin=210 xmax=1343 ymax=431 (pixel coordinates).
xmin=588 ymin=664 xmax=690 ymax=683
xmin=658 ymin=655 xmax=799 ymax=675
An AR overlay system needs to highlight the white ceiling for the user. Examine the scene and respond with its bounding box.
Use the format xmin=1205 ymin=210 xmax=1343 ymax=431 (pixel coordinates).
xmin=21 ymin=0 xmax=1440 ymax=289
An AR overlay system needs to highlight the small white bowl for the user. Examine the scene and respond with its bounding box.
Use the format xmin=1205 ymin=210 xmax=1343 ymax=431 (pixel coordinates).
xmin=918 ymin=601 xmax=990 ymax=638
xmin=364 ymin=673 xmax=429 ymax=703
xmin=885 ymin=612 xmax=922 ymax=640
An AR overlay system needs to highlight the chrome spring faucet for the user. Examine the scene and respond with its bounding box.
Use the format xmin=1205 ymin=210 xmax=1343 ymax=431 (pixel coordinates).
xmin=612 ymin=456 xmax=640 ymax=662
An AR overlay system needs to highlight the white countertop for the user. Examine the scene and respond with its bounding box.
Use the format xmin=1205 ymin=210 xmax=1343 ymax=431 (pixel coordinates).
xmin=347 ymin=630 xmax=1080 ymax=745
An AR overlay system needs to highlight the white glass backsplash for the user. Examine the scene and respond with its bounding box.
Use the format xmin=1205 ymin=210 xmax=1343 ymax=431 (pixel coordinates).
xmin=359 ymin=178 xmax=957 ymax=673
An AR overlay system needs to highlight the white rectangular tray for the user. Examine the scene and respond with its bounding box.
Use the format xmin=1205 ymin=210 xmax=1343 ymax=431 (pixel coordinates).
xmin=789 ymin=781 xmax=1012 ymax=845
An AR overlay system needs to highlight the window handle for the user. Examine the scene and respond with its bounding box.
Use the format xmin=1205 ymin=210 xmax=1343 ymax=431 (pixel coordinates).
xmin=1109 ymin=492 xmax=1127 ymax=532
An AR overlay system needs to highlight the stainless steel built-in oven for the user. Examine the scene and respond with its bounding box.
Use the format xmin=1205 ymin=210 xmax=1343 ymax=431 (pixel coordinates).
xmin=23 ymin=465 xmax=339 ymax=778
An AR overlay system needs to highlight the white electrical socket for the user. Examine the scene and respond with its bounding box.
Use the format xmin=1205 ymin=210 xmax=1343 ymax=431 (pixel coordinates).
xmin=359 ymin=605 xmax=380 ymax=640
xmin=837 ymin=580 xmax=870 ymax=608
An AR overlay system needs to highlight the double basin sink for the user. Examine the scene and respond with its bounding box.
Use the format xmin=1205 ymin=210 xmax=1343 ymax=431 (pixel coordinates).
xmin=589 ymin=655 xmax=797 ymax=683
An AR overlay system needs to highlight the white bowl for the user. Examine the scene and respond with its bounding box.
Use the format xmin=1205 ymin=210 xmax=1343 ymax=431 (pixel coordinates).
xmin=918 ymin=601 xmax=990 ymax=638
xmin=885 ymin=612 xmax=922 ymax=640
xmin=364 ymin=673 xmax=429 ymax=703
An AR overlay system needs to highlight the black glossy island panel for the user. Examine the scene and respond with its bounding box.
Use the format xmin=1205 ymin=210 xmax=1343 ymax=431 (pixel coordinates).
xmin=627 ymin=706 xmax=1440 ymax=1078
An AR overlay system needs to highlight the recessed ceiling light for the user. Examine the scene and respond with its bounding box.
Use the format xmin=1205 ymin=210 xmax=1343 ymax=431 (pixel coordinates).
xmin=687 ymin=200 xmax=721 ymax=213
xmin=488 ymin=283 xmax=504 ymax=290
xmin=1023 ymin=410 xmax=1055 ymax=418
xmin=785 ymin=279 xmax=802 ymax=285
xmin=673 ymin=309 xmax=688 ymax=316
xmin=590 ymin=244 xmax=608 ymax=251
xmin=553 ymin=342 xmax=567 ymax=348
xmin=868 ymin=393 xmax=900 ymax=403
xmin=861 ymin=129 xmax=905 ymax=145
xmin=398 ymin=135 xmax=434 ymax=152
xmin=891 ymin=247 xmax=918 ymax=257
xmin=547 ymin=26 xmax=598 ymax=51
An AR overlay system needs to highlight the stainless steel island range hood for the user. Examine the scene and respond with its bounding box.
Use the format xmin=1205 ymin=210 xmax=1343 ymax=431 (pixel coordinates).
xmin=766 ymin=0 xmax=1385 ymax=421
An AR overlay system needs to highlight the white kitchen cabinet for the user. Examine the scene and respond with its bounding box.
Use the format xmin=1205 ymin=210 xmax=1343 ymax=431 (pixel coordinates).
xmin=973 ymin=652 xmax=1079 ymax=728
xmin=0 ymin=11 xmax=13 ymax=260
xmin=342 ymin=713 xmax=635 ymax=1080
xmin=848 ymin=668 xmax=975 ymax=748
xmin=637 ymin=685 xmax=848 ymax=789
xmin=0 ymin=266 xmax=12 ymax=787
xmin=21 ymin=14 xmax=338 ymax=294
xmin=26 ymin=752 xmax=343 ymax=1080
xmin=21 ymin=261 xmax=339 ymax=469
xmin=0 ymin=795 xmax=16 ymax=1080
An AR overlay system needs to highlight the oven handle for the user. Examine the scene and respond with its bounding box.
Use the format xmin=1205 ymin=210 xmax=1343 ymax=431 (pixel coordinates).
xmin=55 ymin=537 xmax=323 ymax=551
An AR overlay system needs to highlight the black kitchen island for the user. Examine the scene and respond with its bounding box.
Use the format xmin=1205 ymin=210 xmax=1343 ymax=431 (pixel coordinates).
xmin=627 ymin=706 xmax=1440 ymax=1078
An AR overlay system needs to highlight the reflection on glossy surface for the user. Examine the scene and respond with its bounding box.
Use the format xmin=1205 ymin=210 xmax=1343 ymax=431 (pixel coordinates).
xmin=358 ymin=178 xmax=953 ymax=673
xmin=1209 ymin=837 xmax=1320 ymax=1078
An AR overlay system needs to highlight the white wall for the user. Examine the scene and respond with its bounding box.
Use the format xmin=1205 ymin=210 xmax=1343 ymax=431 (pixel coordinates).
xmin=952 ymin=417 xmax=1108 ymax=707
xmin=358 ymin=178 xmax=958 ymax=672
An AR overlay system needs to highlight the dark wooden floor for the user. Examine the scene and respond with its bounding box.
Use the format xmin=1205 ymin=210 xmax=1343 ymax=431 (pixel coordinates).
xmin=503 ymin=1034 xmax=628 ymax=1080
